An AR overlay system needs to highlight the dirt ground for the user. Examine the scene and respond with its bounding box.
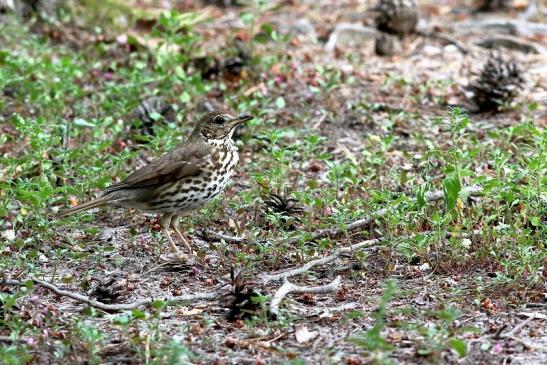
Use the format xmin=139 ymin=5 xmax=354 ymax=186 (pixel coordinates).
xmin=1 ymin=0 xmax=546 ymax=364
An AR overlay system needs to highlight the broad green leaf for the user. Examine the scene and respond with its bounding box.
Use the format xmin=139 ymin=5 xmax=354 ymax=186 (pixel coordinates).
xmin=443 ymin=174 xmax=461 ymax=211
xmin=131 ymin=309 xmax=146 ymax=319
xmin=448 ymin=338 xmax=467 ymax=357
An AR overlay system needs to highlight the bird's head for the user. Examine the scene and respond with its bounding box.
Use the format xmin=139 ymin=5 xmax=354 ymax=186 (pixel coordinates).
xmin=195 ymin=111 xmax=254 ymax=141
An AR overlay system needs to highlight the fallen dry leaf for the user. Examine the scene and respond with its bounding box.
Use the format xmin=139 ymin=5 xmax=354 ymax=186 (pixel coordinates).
xmin=69 ymin=196 xmax=78 ymax=207
xmin=481 ymin=298 xmax=496 ymax=311
xmin=176 ymin=307 xmax=204 ymax=316
xmin=1 ymin=229 xmax=15 ymax=241
xmin=295 ymin=324 xmax=318 ymax=344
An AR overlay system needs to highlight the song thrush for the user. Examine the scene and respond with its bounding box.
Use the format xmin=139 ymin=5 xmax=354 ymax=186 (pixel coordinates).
xmin=58 ymin=111 xmax=254 ymax=260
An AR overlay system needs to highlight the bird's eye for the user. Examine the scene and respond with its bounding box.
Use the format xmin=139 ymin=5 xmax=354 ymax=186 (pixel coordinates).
xmin=213 ymin=115 xmax=225 ymax=124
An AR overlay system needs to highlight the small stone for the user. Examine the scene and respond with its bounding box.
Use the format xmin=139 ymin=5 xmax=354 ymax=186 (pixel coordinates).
xmin=97 ymin=228 xmax=115 ymax=241
xmin=38 ymin=254 xmax=49 ymax=263
xmin=461 ymin=238 xmax=472 ymax=248
xmin=290 ymin=18 xmax=316 ymax=38
xmin=325 ymin=23 xmax=379 ymax=52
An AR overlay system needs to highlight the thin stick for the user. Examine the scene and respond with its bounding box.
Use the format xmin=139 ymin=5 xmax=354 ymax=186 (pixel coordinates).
xmin=286 ymin=185 xmax=483 ymax=245
xmin=261 ymin=226 xmax=485 ymax=285
xmin=470 ymin=315 xmax=545 ymax=349
xmin=507 ymin=336 xmax=547 ymax=353
xmin=505 ymin=316 xmax=536 ymax=337
xmin=28 ymin=275 xmax=219 ymax=311
xmin=1 ymin=279 xmax=25 ymax=286
xmin=0 ymin=336 xmax=26 ymax=343
xmin=260 ymin=238 xmax=382 ymax=284
xmin=269 ymin=276 xmax=342 ymax=317
xmin=198 ymin=229 xmax=246 ymax=244
xmin=418 ymin=31 xmax=470 ymax=55
xmin=201 ymin=186 xmax=483 ymax=246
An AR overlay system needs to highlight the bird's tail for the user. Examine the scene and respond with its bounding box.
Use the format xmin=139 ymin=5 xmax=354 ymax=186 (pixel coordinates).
xmin=56 ymin=195 xmax=111 ymax=218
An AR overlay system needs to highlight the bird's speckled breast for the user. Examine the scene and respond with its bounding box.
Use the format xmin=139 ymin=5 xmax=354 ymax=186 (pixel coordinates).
xmin=185 ymin=139 xmax=239 ymax=210
xmin=128 ymin=140 xmax=239 ymax=214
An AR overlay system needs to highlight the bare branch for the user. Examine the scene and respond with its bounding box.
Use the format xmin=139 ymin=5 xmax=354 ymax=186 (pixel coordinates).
xmin=5 ymin=274 xmax=342 ymax=317
xmin=200 ymin=186 xmax=483 ymax=247
xmin=269 ymin=276 xmax=342 ymax=317
xmin=1 ymin=279 xmax=25 ymax=286
xmin=287 ymin=185 xmax=483 ymax=245
xmin=470 ymin=314 xmax=547 ymax=352
xmin=526 ymin=303 xmax=547 ymax=309
xmin=261 ymin=226 xmax=485 ymax=285
xmin=27 ymin=275 xmax=219 ymax=312
xmin=0 ymin=336 xmax=26 ymax=343
xmin=197 ymin=229 xmax=246 ymax=243
xmin=417 ymin=30 xmax=470 ymax=55
xmin=260 ymin=238 xmax=382 ymax=284
xmin=505 ymin=316 xmax=538 ymax=337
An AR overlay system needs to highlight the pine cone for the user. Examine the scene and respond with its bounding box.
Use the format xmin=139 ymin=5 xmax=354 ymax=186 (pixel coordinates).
xmin=264 ymin=192 xmax=304 ymax=219
xmin=130 ymin=96 xmax=174 ymax=135
xmin=468 ymin=54 xmax=525 ymax=112
xmin=261 ymin=189 xmax=305 ymax=230
xmin=191 ymin=56 xmax=221 ymax=80
xmin=373 ymin=0 xmax=418 ymax=36
xmin=477 ymin=0 xmax=513 ymax=11
xmin=190 ymin=38 xmax=250 ymax=81
xmin=220 ymin=268 xmax=263 ymax=321
xmin=89 ymin=275 xmax=126 ymax=304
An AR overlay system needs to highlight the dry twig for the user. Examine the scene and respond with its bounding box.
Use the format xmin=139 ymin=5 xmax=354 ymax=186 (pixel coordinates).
xmin=198 ymin=229 xmax=246 ymax=243
xmin=2 ymin=186 xmax=483 ymax=314
xmin=269 ymin=276 xmax=342 ymax=317
xmin=198 ymin=186 xmax=483 ymax=247
xmin=470 ymin=314 xmax=547 ymax=352
xmin=418 ymin=31 xmax=470 ymax=55
xmin=285 ymin=186 xmax=483 ymax=245
xmin=260 ymin=238 xmax=383 ymax=284
xmin=27 ymin=275 xmax=219 ymax=311
xmin=0 ymin=336 xmax=26 ymax=343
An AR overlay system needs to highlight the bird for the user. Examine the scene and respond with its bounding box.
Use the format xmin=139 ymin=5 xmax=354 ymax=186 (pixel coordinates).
xmin=57 ymin=110 xmax=254 ymax=261
xmin=373 ymin=0 xmax=418 ymax=36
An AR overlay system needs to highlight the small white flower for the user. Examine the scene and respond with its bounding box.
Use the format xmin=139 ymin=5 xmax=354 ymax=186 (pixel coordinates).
xmin=462 ymin=238 xmax=472 ymax=249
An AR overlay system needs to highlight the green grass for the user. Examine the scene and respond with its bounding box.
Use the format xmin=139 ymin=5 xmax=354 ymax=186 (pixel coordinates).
xmin=0 ymin=5 xmax=545 ymax=364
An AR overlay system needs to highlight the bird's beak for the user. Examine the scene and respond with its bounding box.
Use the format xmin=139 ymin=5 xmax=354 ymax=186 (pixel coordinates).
xmin=230 ymin=113 xmax=254 ymax=127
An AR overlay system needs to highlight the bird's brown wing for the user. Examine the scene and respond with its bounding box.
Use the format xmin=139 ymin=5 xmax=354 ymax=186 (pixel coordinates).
xmin=104 ymin=138 xmax=210 ymax=193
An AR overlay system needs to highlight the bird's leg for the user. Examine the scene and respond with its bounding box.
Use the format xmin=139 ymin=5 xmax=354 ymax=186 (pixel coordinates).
xmin=160 ymin=213 xmax=186 ymax=260
xmin=170 ymin=214 xmax=194 ymax=255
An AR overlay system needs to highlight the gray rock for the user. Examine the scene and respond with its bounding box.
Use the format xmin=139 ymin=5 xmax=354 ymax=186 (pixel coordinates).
xmin=290 ymin=18 xmax=316 ymax=38
xmin=0 ymin=0 xmax=61 ymax=19
xmin=455 ymin=18 xmax=547 ymax=37
xmin=325 ymin=23 xmax=380 ymax=52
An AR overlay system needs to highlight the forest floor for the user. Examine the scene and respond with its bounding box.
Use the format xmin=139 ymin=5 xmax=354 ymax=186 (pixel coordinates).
xmin=0 ymin=1 xmax=546 ymax=364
